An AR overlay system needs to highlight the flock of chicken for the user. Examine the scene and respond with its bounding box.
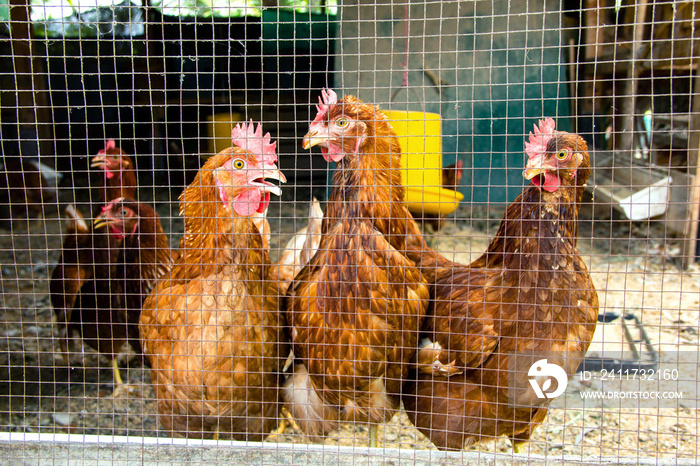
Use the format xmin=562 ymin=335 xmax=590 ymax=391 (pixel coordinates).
xmin=50 ymin=89 xmax=599 ymax=452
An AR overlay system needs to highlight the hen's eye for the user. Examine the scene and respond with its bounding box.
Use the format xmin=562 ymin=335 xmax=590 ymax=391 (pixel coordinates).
xmin=119 ymin=209 xmax=129 ymax=217
xmin=336 ymin=117 xmax=349 ymax=128
xmin=556 ymin=150 xmax=568 ymax=160
xmin=232 ymin=158 xmax=246 ymax=170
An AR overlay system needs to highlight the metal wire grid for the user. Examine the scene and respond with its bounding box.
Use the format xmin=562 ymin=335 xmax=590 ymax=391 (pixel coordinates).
xmin=0 ymin=0 xmax=698 ymax=464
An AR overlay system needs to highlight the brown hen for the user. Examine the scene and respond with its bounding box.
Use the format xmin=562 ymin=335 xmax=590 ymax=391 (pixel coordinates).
xmin=90 ymin=139 xmax=137 ymax=206
xmin=0 ymin=157 xmax=63 ymax=220
xmin=402 ymin=119 xmax=599 ymax=452
xmin=139 ymin=122 xmax=288 ymax=440
xmin=284 ymin=89 xmax=429 ymax=444
xmin=50 ymin=141 xmax=138 ymax=389
xmin=50 ymin=141 xmax=137 ymax=319
xmin=94 ymin=197 xmax=177 ymax=358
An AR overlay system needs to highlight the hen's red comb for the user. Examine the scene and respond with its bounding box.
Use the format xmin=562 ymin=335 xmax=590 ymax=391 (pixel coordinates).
xmin=97 ymin=139 xmax=116 ymax=156
xmin=312 ymin=88 xmax=338 ymax=124
xmin=101 ymin=197 xmax=125 ymax=213
xmin=231 ymin=120 xmax=278 ymax=166
xmin=525 ymin=118 xmax=556 ymax=160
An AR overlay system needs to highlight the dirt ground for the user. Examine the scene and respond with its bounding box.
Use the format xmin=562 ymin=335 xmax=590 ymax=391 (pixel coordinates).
xmin=0 ymin=183 xmax=698 ymax=461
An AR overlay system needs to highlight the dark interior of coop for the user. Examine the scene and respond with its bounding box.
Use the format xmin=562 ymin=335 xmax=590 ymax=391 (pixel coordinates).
xmin=1 ymin=2 xmax=699 ymax=266
xmin=1 ymin=7 xmax=336 ymax=193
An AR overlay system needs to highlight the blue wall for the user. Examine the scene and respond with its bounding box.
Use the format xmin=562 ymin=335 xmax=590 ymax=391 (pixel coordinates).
xmin=338 ymin=0 xmax=571 ymax=205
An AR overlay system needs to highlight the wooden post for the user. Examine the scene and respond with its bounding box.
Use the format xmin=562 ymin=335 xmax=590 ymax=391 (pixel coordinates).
xmin=140 ymin=0 xmax=165 ymax=163
xmin=8 ymin=0 xmax=54 ymax=160
xmin=617 ymin=0 xmax=649 ymax=153
xmin=584 ymin=0 xmax=604 ymax=61
xmin=683 ymin=69 xmax=700 ymax=267
xmin=142 ymin=0 xmax=165 ymax=107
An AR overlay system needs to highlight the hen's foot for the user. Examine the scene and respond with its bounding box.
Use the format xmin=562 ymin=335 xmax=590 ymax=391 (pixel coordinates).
xmin=267 ymin=407 xmax=301 ymax=441
xmin=110 ymin=383 xmax=138 ymax=398
xmin=369 ymin=424 xmax=378 ymax=448
xmin=416 ymin=340 xmax=463 ymax=376
xmin=512 ymin=440 xmax=527 ymax=453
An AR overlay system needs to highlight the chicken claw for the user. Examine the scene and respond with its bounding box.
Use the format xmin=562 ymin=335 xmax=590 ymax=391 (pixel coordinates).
xmin=513 ymin=441 xmax=527 ymax=453
xmin=415 ymin=339 xmax=463 ymax=376
xmin=267 ymin=407 xmax=301 ymax=440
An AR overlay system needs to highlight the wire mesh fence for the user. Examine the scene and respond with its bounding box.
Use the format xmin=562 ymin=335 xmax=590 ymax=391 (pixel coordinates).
xmin=1 ymin=0 xmax=699 ymax=464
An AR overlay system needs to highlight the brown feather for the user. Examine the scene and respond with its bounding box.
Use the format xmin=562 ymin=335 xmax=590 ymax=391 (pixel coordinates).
xmin=139 ymin=146 xmax=288 ymax=440
xmin=284 ymin=93 xmax=429 ymax=438
xmin=50 ymin=144 xmax=137 ymax=367
xmin=97 ymin=199 xmax=178 ymax=355
xmin=403 ymin=131 xmax=599 ymax=451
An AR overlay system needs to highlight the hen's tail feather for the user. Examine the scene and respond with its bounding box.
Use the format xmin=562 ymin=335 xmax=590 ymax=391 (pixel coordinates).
xmin=64 ymin=204 xmax=89 ymax=235
xmin=270 ymin=198 xmax=324 ymax=293
xmin=282 ymin=364 xmax=339 ymax=440
xmin=299 ymin=198 xmax=323 ymax=266
xmin=27 ymin=159 xmax=63 ymax=188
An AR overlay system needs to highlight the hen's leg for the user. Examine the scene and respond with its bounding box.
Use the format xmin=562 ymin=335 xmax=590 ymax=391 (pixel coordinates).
xmin=269 ymin=420 xmax=286 ymax=438
xmin=57 ymin=329 xmax=73 ymax=365
xmin=369 ymin=424 xmax=377 ymax=448
xmin=512 ymin=419 xmax=539 ymax=453
xmin=268 ymin=407 xmax=301 ymax=439
xmin=110 ymin=358 xmax=136 ymax=397
xmin=111 ymin=358 xmax=124 ymax=385
xmin=512 ymin=441 xmax=526 ymax=453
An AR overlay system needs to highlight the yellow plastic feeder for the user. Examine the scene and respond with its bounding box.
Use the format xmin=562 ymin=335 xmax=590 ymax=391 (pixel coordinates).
xmin=206 ymin=112 xmax=243 ymax=155
xmin=387 ymin=110 xmax=464 ymax=216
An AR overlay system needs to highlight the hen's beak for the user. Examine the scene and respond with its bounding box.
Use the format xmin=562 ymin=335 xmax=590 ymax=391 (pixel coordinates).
xmin=260 ymin=185 xmax=282 ymax=197
xmin=263 ymin=169 xmax=287 ymax=184
xmin=251 ymin=168 xmax=286 ymax=197
xmin=302 ymin=128 xmax=328 ymax=150
xmin=302 ymin=136 xmax=323 ymax=150
xmin=90 ymin=155 xmax=107 ymax=169
xmin=523 ymin=167 xmax=543 ymax=180
xmin=523 ymin=158 xmax=555 ymax=180
xmin=93 ymin=216 xmax=108 ymax=230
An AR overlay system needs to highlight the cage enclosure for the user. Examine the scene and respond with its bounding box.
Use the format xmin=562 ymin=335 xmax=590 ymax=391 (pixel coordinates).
xmin=0 ymin=0 xmax=699 ymax=464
